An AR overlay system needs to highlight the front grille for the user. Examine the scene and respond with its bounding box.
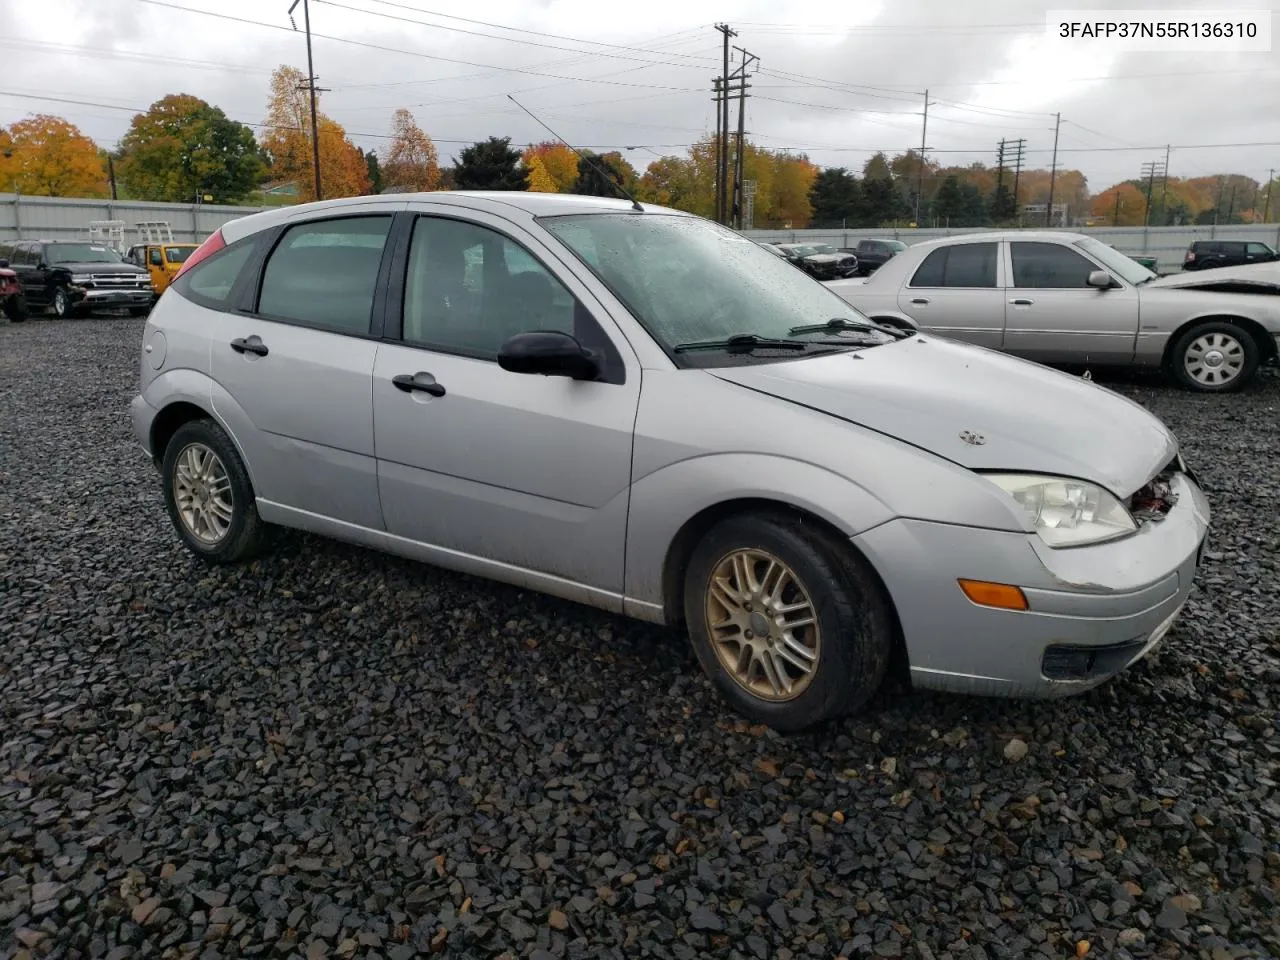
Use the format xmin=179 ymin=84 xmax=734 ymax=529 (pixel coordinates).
xmin=82 ymin=275 xmax=150 ymax=290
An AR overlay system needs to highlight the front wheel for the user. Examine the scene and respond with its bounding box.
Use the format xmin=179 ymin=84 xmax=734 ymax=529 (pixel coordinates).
xmin=682 ymin=511 xmax=894 ymax=732
xmin=1169 ymin=321 xmax=1259 ymax=392
xmin=52 ymin=286 xmax=78 ymax=319
xmin=161 ymin=418 xmax=270 ymax=564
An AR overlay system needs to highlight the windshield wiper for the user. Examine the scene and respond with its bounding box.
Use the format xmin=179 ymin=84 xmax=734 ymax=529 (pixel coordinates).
xmin=673 ymin=333 xmax=815 ymax=354
xmin=788 ymin=317 xmax=911 ymax=339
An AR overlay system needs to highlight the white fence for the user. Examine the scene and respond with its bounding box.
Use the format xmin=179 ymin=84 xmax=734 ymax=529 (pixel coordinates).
xmin=743 ymin=223 xmax=1280 ymax=274
xmin=0 ymin=193 xmax=268 ymax=247
xmin=3 ymin=192 xmax=1279 ymax=274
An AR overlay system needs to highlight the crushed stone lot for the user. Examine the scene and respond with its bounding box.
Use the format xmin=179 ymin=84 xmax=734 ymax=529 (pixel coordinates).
xmin=1 ymin=316 xmax=1278 ymax=960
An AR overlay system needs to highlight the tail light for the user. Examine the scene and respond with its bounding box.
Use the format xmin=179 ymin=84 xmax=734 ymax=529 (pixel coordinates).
xmin=174 ymin=229 xmax=226 ymax=280
xmin=1184 ymin=250 xmax=1195 ymax=262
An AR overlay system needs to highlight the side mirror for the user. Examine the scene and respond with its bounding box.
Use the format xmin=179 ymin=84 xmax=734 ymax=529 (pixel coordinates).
xmin=497 ymin=330 xmax=600 ymax=380
xmin=0 ymin=259 xmax=8 ymax=268
xmin=36 ymin=262 xmax=47 ymax=271
xmin=1087 ymin=270 xmax=1115 ymax=289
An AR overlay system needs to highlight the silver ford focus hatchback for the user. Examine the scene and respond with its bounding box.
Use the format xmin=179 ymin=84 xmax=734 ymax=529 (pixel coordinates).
xmin=131 ymin=192 xmax=1211 ymax=732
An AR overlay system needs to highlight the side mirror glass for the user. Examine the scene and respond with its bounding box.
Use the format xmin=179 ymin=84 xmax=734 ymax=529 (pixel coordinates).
xmin=1087 ymin=270 xmax=1115 ymax=288
xmin=497 ymin=330 xmax=599 ymax=380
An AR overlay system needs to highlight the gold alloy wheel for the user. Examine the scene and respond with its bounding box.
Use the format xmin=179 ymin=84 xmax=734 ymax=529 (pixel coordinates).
xmin=704 ymin=548 xmax=821 ymax=701
xmin=173 ymin=442 xmax=234 ymax=543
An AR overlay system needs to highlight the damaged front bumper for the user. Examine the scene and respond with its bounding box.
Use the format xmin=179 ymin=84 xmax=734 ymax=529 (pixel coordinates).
xmin=851 ymin=466 xmax=1211 ymax=698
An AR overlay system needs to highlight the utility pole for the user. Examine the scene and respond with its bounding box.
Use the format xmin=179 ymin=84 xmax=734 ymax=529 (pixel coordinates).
xmin=1140 ymin=158 xmax=1166 ymax=227
xmin=1112 ymin=190 xmax=1121 ymax=226
xmin=915 ymin=90 xmax=929 ymax=225
xmin=713 ymin=23 xmax=737 ymax=226
xmin=712 ymin=78 xmax=723 ymax=224
xmin=1157 ymin=144 xmax=1171 ymax=225
xmin=1045 ymin=112 xmax=1061 ymax=227
xmin=1226 ymin=183 xmax=1237 ymax=222
xmin=289 ymin=0 xmax=324 ymax=201
xmin=1006 ymin=137 xmax=1026 ymax=224
xmin=1264 ymin=167 xmax=1275 ymax=222
xmin=107 ymin=154 xmax=118 ymax=201
xmin=731 ymin=45 xmax=758 ymax=229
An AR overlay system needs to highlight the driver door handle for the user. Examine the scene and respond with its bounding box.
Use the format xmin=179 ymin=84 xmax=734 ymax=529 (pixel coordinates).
xmin=230 ymin=336 xmax=268 ymax=356
xmin=910 ymin=297 xmax=930 ymax=305
xmin=1009 ymin=298 xmax=1034 ymax=306
xmin=393 ymin=373 xmax=446 ymax=397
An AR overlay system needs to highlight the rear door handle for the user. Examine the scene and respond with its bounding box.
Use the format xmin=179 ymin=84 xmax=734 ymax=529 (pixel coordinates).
xmin=230 ymin=336 xmax=268 ymax=356
xmin=393 ymin=373 xmax=446 ymax=397
xmin=1009 ymin=298 xmax=1034 ymax=306
xmin=910 ymin=297 xmax=930 ymax=305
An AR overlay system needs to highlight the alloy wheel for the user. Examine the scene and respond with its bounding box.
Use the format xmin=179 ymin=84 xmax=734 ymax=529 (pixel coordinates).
xmin=173 ymin=442 xmax=234 ymax=544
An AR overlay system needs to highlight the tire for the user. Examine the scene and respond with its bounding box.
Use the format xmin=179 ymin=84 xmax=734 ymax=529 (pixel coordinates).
xmin=52 ymin=286 xmax=78 ymax=319
xmin=2 ymin=294 xmax=27 ymax=322
xmin=160 ymin=418 xmax=269 ymax=564
xmin=129 ymin=306 xmax=150 ymax=317
xmin=682 ymin=510 xmax=894 ymax=733
xmin=1169 ymin=321 xmax=1260 ymax=393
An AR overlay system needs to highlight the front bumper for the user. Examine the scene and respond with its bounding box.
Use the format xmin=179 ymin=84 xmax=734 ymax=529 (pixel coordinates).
xmin=71 ymin=287 xmax=157 ymax=308
xmin=853 ymin=471 xmax=1210 ymax=698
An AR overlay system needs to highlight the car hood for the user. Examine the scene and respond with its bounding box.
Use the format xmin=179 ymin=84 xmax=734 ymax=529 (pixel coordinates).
xmin=804 ymin=253 xmax=849 ymax=264
xmin=708 ymin=335 xmax=1177 ymax=496
xmin=53 ymin=261 xmax=147 ymax=275
xmin=1144 ymin=262 xmax=1280 ymax=290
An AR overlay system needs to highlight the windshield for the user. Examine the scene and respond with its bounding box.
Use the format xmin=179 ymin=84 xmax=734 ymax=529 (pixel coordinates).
xmin=540 ymin=213 xmax=884 ymax=363
xmin=48 ymin=243 xmax=122 ymax=264
xmin=887 ymin=240 xmax=907 ymax=251
xmin=810 ymin=244 xmax=837 ymax=254
xmin=164 ymin=246 xmax=195 ymax=263
xmin=1074 ymin=237 xmax=1156 ymax=285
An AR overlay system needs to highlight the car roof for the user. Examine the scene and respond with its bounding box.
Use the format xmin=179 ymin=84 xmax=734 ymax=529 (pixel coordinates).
xmin=218 ymin=190 xmax=694 ymax=243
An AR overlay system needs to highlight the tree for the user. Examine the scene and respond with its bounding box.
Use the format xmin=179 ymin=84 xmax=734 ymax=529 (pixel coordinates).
xmin=525 ymin=154 xmax=558 ymax=193
xmin=809 ymin=168 xmax=861 ymax=226
xmin=362 ymin=149 xmax=384 ymax=194
xmin=862 ymin=152 xmax=892 ymax=181
xmin=116 ymin=94 xmax=262 ymax=203
xmin=989 ymin=182 xmax=1017 ymax=222
xmin=771 ymin=152 xmax=818 ymax=227
xmin=4 ymin=115 xmax=109 ymax=197
xmin=381 ymin=108 xmax=441 ymax=193
xmin=453 ymin=136 xmax=529 ymax=191
xmin=522 ymin=142 xmax=578 ymax=192
xmin=932 ymin=175 xmax=965 ymax=224
xmin=570 ymin=150 xmax=637 ymax=198
xmin=637 ymin=154 xmax=700 ymax=210
xmin=1090 ymin=183 xmax=1147 ymax=226
xmin=857 ymin=176 xmax=907 ymax=226
xmin=261 ymin=64 xmax=369 ymax=202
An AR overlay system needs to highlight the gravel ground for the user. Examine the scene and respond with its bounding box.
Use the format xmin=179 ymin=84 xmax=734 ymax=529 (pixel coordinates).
xmin=1 ymin=316 xmax=1278 ymax=960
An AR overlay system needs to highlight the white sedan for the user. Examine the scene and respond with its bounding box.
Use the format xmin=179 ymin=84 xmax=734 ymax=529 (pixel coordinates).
xmin=824 ymin=230 xmax=1280 ymax=392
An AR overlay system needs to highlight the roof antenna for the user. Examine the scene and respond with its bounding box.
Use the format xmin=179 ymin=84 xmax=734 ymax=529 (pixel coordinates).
xmin=507 ymin=94 xmax=644 ymax=213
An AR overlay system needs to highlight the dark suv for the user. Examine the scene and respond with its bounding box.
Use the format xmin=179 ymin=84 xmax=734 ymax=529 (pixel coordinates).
xmin=1182 ymin=239 xmax=1279 ymax=271
xmin=840 ymin=238 xmax=907 ymax=275
xmin=0 ymin=239 xmax=155 ymax=318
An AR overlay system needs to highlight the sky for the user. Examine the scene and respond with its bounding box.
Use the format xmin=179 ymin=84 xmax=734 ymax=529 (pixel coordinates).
xmin=1 ymin=0 xmax=1277 ymax=193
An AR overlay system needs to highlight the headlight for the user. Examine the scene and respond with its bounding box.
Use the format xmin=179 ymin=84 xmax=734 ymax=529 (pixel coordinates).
xmin=986 ymin=473 xmax=1136 ymax=547
xmin=70 ymin=274 xmax=92 ymax=284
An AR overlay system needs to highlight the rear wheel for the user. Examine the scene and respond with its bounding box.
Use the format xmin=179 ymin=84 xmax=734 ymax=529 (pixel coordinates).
xmin=1169 ymin=321 xmax=1259 ymax=392
xmin=682 ymin=511 xmax=894 ymax=732
xmin=161 ymin=418 xmax=269 ymax=564
xmin=2 ymin=294 xmax=27 ymax=322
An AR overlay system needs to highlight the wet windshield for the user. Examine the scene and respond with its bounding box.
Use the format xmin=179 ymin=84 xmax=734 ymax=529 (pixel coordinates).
xmin=47 ymin=244 xmax=122 ymax=264
xmin=540 ymin=213 xmax=890 ymax=364
xmin=1075 ymin=237 xmax=1156 ymax=285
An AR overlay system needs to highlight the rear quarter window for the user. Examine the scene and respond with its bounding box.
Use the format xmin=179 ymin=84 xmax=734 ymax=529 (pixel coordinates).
xmin=171 ymin=237 xmax=258 ymax=310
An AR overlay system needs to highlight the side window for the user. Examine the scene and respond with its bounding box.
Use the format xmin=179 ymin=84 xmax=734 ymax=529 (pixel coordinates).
xmin=257 ymin=216 xmax=392 ymax=334
xmin=1246 ymin=242 xmax=1273 ymax=256
xmin=401 ymin=216 xmax=580 ymax=358
xmin=150 ymin=249 xmax=164 ymax=266
xmin=910 ymin=243 xmax=997 ymax=288
xmin=181 ymin=239 xmax=257 ymax=307
xmin=1010 ymin=242 xmax=1097 ymax=288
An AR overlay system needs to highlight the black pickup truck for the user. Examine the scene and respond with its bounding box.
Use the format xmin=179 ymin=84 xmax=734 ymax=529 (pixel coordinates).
xmin=0 ymin=239 xmax=156 ymax=318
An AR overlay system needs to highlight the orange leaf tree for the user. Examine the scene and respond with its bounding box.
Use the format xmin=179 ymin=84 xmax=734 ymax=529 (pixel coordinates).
xmin=382 ymin=108 xmax=441 ymax=192
xmin=261 ymin=65 xmax=370 ymax=201
xmin=4 ymin=114 xmax=109 ymax=197
xmin=521 ymin=142 xmax=578 ymax=192
xmin=1090 ymin=183 xmax=1148 ymax=225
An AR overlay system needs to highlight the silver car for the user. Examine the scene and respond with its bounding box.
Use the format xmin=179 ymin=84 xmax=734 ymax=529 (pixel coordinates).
xmin=130 ymin=194 xmax=1211 ymax=732
xmin=824 ymin=230 xmax=1280 ymax=392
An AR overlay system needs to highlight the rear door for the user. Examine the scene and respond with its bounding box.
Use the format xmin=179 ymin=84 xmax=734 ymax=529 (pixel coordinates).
xmin=371 ymin=206 xmax=641 ymax=598
xmin=896 ymin=240 xmax=1004 ymax=348
xmin=1001 ymin=239 xmax=1139 ymax=364
xmin=12 ymin=243 xmax=47 ymax=306
xmin=207 ymin=208 xmax=401 ymax=531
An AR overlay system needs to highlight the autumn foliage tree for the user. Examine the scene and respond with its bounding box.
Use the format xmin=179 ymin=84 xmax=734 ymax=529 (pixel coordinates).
xmin=1091 ymin=183 xmax=1148 ymax=225
xmin=521 ymin=142 xmax=578 ymax=192
xmin=381 ymin=108 xmax=441 ymax=192
xmin=3 ymin=115 xmax=108 ymax=197
xmin=525 ymin=155 xmax=558 ymax=193
xmin=116 ymin=94 xmax=263 ymax=202
xmin=261 ymin=65 xmax=369 ymax=201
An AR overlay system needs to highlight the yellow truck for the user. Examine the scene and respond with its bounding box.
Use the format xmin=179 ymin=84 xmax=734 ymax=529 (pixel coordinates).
xmin=124 ymin=241 xmax=199 ymax=295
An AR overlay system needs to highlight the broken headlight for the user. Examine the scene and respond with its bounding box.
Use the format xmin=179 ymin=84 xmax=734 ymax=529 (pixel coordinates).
xmin=986 ymin=473 xmax=1137 ymax=547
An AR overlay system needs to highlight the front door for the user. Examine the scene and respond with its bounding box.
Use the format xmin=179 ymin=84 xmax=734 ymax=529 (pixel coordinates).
xmin=895 ymin=239 xmax=1005 ymax=348
xmin=146 ymin=246 xmax=168 ymax=292
xmin=1000 ymin=240 xmax=1140 ymax=364
xmin=208 ymin=212 xmax=396 ymax=530
xmin=372 ymin=210 xmax=640 ymax=597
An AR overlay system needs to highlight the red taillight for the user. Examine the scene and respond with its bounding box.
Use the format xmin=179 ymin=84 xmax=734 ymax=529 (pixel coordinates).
xmin=1185 ymin=250 xmax=1195 ymax=262
xmin=174 ymin=229 xmax=226 ymax=279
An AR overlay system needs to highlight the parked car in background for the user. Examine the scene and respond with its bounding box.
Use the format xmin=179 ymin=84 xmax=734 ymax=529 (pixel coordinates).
xmin=775 ymin=242 xmax=859 ymax=280
xmin=825 ymin=230 xmax=1280 ymax=392
xmin=126 ymin=242 xmax=200 ymax=296
xmin=132 ymin=192 xmax=1209 ymax=732
xmin=0 ymin=258 xmax=27 ymax=321
xmin=1183 ymin=239 xmax=1279 ymax=271
xmin=840 ymin=238 xmax=907 ymax=275
xmin=0 ymin=239 xmax=155 ymax=318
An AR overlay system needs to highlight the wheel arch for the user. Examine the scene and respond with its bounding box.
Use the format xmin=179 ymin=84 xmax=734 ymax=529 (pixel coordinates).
xmin=149 ymin=398 xmax=258 ymax=496
xmin=1162 ymin=313 xmax=1277 ymax=367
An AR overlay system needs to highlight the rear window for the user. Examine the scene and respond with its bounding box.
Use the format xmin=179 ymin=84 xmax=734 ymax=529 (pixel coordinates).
xmin=910 ymin=243 xmax=998 ymax=288
xmin=180 ymin=240 xmax=257 ymax=307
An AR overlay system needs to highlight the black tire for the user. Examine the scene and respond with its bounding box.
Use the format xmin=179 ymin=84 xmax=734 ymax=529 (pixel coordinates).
xmin=51 ymin=286 xmax=78 ymax=319
xmin=129 ymin=306 xmax=150 ymax=317
xmin=160 ymin=418 xmax=269 ymax=564
xmin=3 ymin=294 xmax=27 ymax=322
xmin=1168 ymin=320 xmax=1260 ymax=393
xmin=682 ymin=510 xmax=894 ymax=733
